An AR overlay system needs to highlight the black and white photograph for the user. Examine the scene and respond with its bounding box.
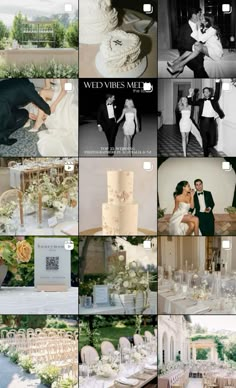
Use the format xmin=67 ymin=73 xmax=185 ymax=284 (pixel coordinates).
xmin=157 ymin=157 xmax=236 ymax=236
xmin=79 ymin=0 xmax=157 ymax=78
xmin=79 ymin=79 xmax=157 ymax=157
xmin=158 ymin=0 xmax=236 ymax=78
xmin=0 ymin=78 xmax=78 ymax=157
xmin=158 ymin=78 xmax=236 ymax=157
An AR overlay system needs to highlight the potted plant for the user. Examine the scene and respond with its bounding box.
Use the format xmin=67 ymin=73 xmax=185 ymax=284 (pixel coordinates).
xmin=158 ymin=208 xmax=166 ymax=219
xmin=224 ymin=206 xmax=236 ymax=218
xmin=0 ymin=237 xmax=32 ymax=288
xmin=37 ymin=365 xmax=60 ymax=387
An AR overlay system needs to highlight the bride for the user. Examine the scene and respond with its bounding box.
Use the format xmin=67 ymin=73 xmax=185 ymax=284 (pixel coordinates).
xmin=117 ymin=99 xmax=139 ymax=151
xmin=169 ymin=181 xmax=199 ymax=235
xmin=28 ymin=79 xmax=78 ymax=156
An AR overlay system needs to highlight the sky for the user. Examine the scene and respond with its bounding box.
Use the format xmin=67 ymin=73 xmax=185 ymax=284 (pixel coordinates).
xmin=190 ymin=315 xmax=236 ymax=332
xmin=0 ymin=0 xmax=78 ymax=27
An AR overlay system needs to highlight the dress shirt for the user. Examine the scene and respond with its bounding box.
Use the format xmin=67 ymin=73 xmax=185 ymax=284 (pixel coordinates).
xmin=197 ymin=191 xmax=207 ymax=212
xmin=107 ymin=104 xmax=115 ymax=119
xmin=202 ymin=100 xmax=216 ymax=117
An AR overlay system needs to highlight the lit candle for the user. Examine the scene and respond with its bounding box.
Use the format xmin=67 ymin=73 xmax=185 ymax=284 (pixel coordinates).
xmin=38 ymin=191 xmax=42 ymax=226
xmin=230 ymin=36 xmax=235 ymax=42
xmin=18 ymin=191 xmax=24 ymax=227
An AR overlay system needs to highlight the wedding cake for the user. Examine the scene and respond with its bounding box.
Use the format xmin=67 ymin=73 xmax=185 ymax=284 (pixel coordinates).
xmin=102 ymin=170 xmax=138 ymax=235
xmin=79 ymin=0 xmax=118 ymax=44
xmin=98 ymin=30 xmax=142 ymax=73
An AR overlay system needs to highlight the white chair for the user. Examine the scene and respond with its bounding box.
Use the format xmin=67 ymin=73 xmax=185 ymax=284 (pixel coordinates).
xmin=119 ymin=337 xmax=131 ymax=350
xmin=154 ymin=328 xmax=157 ymax=337
xmin=101 ymin=341 xmax=115 ymax=356
xmin=144 ymin=331 xmax=154 ymax=341
xmin=80 ymin=345 xmax=99 ymax=365
xmin=133 ymin=334 xmax=143 ymax=346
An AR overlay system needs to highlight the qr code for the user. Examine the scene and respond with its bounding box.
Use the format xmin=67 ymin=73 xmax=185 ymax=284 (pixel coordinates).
xmin=46 ymin=257 xmax=59 ymax=270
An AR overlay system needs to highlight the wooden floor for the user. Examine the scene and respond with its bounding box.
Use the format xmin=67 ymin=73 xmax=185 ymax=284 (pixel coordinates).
xmin=158 ymin=214 xmax=236 ymax=235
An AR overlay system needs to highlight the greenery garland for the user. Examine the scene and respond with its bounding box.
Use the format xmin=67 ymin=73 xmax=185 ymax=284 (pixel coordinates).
xmin=191 ymin=335 xmax=226 ymax=360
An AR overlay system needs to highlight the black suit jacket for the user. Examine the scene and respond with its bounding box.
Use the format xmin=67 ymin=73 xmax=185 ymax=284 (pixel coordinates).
xmin=194 ymin=190 xmax=215 ymax=218
xmin=177 ymin=22 xmax=198 ymax=54
xmin=97 ymin=103 xmax=117 ymax=130
xmin=188 ymin=82 xmax=225 ymax=120
xmin=0 ymin=79 xmax=51 ymax=130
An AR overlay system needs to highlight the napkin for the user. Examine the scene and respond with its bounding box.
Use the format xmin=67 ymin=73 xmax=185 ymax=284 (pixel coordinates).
xmin=116 ymin=377 xmax=139 ymax=386
xmin=187 ymin=305 xmax=210 ymax=314
xmin=144 ymin=364 xmax=157 ymax=371
xmin=61 ymin=224 xmax=78 ymax=235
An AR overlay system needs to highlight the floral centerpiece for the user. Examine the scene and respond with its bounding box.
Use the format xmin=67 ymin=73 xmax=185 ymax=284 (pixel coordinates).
xmin=94 ymin=354 xmax=120 ymax=378
xmin=25 ymin=174 xmax=78 ymax=219
xmin=0 ymin=238 xmax=32 ymax=286
xmin=0 ymin=202 xmax=18 ymax=231
xmin=105 ymin=259 xmax=151 ymax=313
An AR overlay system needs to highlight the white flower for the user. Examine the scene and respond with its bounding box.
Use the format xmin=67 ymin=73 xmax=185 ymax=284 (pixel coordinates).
xmin=118 ymin=255 xmax=125 ymax=261
xmin=123 ymin=281 xmax=129 ymax=288
xmin=129 ymin=270 xmax=136 ymax=278
xmin=133 ymin=352 xmax=142 ymax=361
xmin=42 ymin=195 xmax=50 ymax=202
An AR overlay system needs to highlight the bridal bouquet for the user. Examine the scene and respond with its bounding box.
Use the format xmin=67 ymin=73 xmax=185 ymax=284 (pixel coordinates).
xmin=0 ymin=238 xmax=32 ymax=276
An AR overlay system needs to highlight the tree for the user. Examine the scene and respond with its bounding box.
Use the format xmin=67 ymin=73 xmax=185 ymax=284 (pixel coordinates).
xmin=0 ymin=20 xmax=8 ymax=41
xmin=66 ymin=21 xmax=78 ymax=48
xmin=225 ymin=342 xmax=236 ymax=362
xmin=196 ymin=348 xmax=209 ymax=360
xmin=11 ymin=12 xmax=28 ymax=44
xmin=52 ymin=20 xmax=65 ymax=47
xmin=192 ymin=323 xmax=207 ymax=334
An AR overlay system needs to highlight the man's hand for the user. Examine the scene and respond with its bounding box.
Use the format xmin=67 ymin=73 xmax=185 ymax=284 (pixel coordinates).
xmin=97 ymin=124 xmax=103 ymax=132
xmin=205 ymin=207 xmax=211 ymax=213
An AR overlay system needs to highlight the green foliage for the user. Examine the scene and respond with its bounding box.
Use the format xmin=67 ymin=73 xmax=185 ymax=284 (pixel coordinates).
xmin=225 ymin=342 xmax=236 ymax=362
xmin=176 ymin=354 xmax=181 ymax=361
xmin=52 ymin=21 xmax=65 ymax=48
xmin=0 ymin=344 xmax=10 ymax=355
xmin=0 ymin=60 xmax=78 ymax=78
xmin=191 ymin=335 xmax=225 ymax=361
xmin=135 ymin=315 xmax=143 ymax=334
xmin=11 ymin=12 xmax=27 ymax=43
xmin=46 ymin=319 xmax=68 ymax=329
xmin=0 ymin=20 xmax=9 ymax=40
xmin=55 ymin=377 xmax=77 ymax=388
xmin=196 ymin=348 xmax=209 ymax=360
xmin=9 ymin=350 xmax=19 ymax=364
xmin=37 ymin=365 xmax=60 ymax=386
xmin=66 ymin=21 xmax=78 ymax=48
xmin=18 ymin=355 xmax=34 ymax=373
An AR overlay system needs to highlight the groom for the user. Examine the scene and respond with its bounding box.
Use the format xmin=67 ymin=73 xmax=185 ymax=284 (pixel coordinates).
xmin=177 ymin=7 xmax=209 ymax=78
xmin=193 ymin=178 xmax=215 ymax=235
xmin=0 ymin=79 xmax=51 ymax=146
xmin=188 ymin=80 xmax=225 ymax=156
xmin=97 ymin=93 xmax=118 ymax=156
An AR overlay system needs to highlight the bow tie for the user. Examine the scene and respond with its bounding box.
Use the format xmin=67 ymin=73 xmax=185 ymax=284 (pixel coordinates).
xmin=198 ymin=192 xmax=204 ymax=196
xmin=107 ymin=103 xmax=113 ymax=106
xmin=204 ymin=98 xmax=210 ymax=101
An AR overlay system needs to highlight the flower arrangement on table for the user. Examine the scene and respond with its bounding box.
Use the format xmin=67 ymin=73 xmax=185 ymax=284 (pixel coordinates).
xmin=94 ymin=353 xmax=120 ymax=378
xmin=25 ymin=174 xmax=78 ymax=219
xmin=0 ymin=202 xmax=18 ymax=231
xmin=0 ymin=238 xmax=32 ymax=280
xmin=105 ymin=259 xmax=152 ymax=313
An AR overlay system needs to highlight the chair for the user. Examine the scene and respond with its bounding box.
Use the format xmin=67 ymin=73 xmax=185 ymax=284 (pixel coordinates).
xmin=8 ymin=161 xmax=18 ymax=168
xmin=119 ymin=337 xmax=131 ymax=350
xmin=0 ymin=189 xmax=21 ymax=206
xmin=154 ymin=328 xmax=157 ymax=337
xmin=101 ymin=341 xmax=115 ymax=356
xmin=80 ymin=345 xmax=99 ymax=365
xmin=144 ymin=331 xmax=154 ymax=341
xmin=133 ymin=334 xmax=144 ymax=346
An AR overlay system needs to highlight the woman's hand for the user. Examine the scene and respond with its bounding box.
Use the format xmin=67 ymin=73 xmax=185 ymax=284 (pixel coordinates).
xmin=50 ymin=103 xmax=57 ymax=114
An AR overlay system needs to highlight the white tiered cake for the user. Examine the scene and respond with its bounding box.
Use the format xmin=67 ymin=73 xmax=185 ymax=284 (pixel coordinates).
xmin=102 ymin=170 xmax=138 ymax=235
xmin=95 ymin=30 xmax=147 ymax=78
xmin=79 ymin=0 xmax=118 ymax=44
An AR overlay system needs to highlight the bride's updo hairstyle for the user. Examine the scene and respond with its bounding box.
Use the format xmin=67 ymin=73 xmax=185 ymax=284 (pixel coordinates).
xmin=173 ymin=181 xmax=189 ymax=198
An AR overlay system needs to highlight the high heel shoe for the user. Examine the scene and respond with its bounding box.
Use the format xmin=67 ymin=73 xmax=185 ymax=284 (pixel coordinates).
xmin=167 ymin=66 xmax=184 ymax=78
xmin=167 ymin=60 xmax=175 ymax=67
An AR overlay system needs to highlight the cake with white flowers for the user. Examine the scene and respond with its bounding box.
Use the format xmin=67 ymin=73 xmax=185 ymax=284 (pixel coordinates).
xmin=102 ymin=170 xmax=138 ymax=235
xmin=99 ymin=30 xmax=142 ymax=73
xmin=79 ymin=0 xmax=118 ymax=44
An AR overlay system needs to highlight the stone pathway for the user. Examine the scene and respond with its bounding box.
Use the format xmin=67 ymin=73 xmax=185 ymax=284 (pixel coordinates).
xmin=0 ymin=354 xmax=46 ymax=388
xmin=187 ymin=378 xmax=203 ymax=388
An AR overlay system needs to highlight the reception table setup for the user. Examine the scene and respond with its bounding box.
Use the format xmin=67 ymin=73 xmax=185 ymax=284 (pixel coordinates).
xmin=0 ymin=158 xmax=78 ymax=236
xmin=158 ymin=266 xmax=236 ymax=314
xmin=79 ymin=333 xmax=157 ymax=387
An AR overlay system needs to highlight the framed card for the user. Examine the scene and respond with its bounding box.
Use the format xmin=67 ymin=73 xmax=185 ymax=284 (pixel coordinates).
xmin=34 ymin=237 xmax=71 ymax=291
xmin=93 ymin=285 xmax=110 ymax=306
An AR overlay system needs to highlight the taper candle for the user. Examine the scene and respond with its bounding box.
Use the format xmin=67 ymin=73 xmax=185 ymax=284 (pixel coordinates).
xmin=38 ymin=191 xmax=42 ymax=226
xmin=18 ymin=191 xmax=24 ymax=226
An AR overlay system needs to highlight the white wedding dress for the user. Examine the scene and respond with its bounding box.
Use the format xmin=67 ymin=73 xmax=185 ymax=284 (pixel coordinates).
xmin=180 ymin=109 xmax=202 ymax=147
xmin=37 ymin=79 xmax=78 ymax=156
xmin=169 ymin=202 xmax=191 ymax=235
xmin=123 ymin=112 xmax=135 ymax=136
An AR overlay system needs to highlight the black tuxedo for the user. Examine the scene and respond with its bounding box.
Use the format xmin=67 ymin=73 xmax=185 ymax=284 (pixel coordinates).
xmin=0 ymin=79 xmax=51 ymax=141
xmin=188 ymin=82 xmax=225 ymax=156
xmin=194 ymin=190 xmax=215 ymax=235
xmin=177 ymin=22 xmax=208 ymax=78
xmin=97 ymin=102 xmax=118 ymax=155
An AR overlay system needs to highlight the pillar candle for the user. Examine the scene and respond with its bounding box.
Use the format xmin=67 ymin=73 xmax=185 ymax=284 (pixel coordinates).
xmin=38 ymin=191 xmax=42 ymax=225
xmin=18 ymin=191 xmax=24 ymax=226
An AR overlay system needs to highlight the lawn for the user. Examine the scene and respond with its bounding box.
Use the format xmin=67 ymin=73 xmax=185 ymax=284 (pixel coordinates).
xmin=79 ymin=324 xmax=155 ymax=352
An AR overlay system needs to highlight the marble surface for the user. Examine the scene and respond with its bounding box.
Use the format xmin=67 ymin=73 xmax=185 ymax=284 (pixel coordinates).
xmin=0 ymin=287 xmax=78 ymax=314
